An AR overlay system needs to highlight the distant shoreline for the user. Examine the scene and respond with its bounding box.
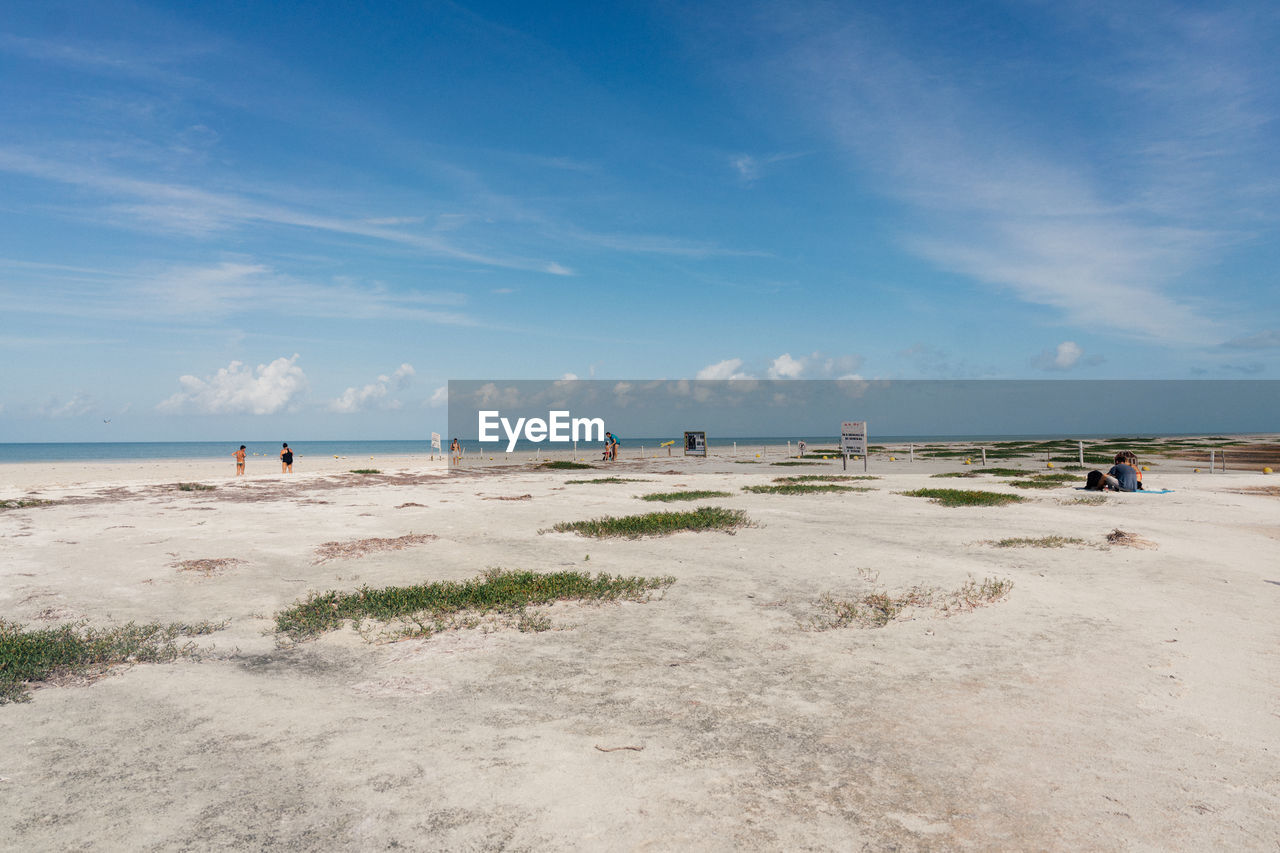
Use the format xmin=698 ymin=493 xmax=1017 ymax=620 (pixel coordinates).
xmin=2 ymin=433 xmax=1275 ymax=465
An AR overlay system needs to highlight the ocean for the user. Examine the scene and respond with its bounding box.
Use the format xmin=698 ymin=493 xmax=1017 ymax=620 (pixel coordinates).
xmin=0 ymin=433 xmax=1231 ymax=464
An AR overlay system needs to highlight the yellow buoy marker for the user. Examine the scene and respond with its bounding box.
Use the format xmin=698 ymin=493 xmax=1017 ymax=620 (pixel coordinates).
xmin=1142 ymin=465 xmax=1148 ymax=471
xmin=1194 ymin=468 xmax=1201 ymax=473
xmin=1047 ymin=461 xmax=1055 ymax=469
xmin=889 ymin=456 xmax=896 ymax=461
xmin=1265 ymin=467 xmax=1274 ymax=474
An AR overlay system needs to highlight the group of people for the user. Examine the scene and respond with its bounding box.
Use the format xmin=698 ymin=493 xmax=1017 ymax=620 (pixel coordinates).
xmin=231 ymin=443 xmax=294 ymax=475
xmin=1086 ymin=451 xmax=1144 ymax=492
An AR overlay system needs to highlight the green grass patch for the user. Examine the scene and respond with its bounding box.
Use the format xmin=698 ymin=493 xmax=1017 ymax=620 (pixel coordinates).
xmin=542 ymin=461 xmax=595 ymax=470
xmin=987 ymin=536 xmax=1086 ymax=548
xmin=770 ymin=460 xmax=828 ymax=466
xmin=1029 ymin=472 xmax=1079 ymax=483
xmin=641 ymin=490 xmax=733 ymax=502
xmin=175 ymin=482 xmax=216 ymax=492
xmin=931 ymin=471 xmax=980 ymax=478
xmin=1007 ymin=479 xmax=1067 ymax=489
xmin=813 ymin=576 xmax=1014 ymax=630
xmin=349 ymin=468 xmax=382 ymax=474
xmin=733 ymin=460 xmax=762 ymax=464
xmin=1 ymin=620 xmax=223 ymax=704
xmin=743 ymin=484 xmax=868 ymax=495
xmin=0 ymin=498 xmax=55 ymax=510
xmin=773 ymin=475 xmax=878 ymax=483
xmin=565 ymin=477 xmax=651 ymax=484
xmin=273 ymin=568 xmax=675 ymax=642
xmin=1065 ymin=495 xmax=1106 ymax=505
xmin=547 ymin=506 xmax=750 ymax=539
xmin=899 ymin=488 xmax=1028 ymax=507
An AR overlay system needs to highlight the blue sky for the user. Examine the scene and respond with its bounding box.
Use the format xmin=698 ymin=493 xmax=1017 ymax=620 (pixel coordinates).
xmin=2 ymin=0 xmax=1278 ymax=441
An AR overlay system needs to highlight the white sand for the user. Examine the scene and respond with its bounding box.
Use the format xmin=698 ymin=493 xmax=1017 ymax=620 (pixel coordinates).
xmin=1 ymin=452 xmax=1278 ymax=850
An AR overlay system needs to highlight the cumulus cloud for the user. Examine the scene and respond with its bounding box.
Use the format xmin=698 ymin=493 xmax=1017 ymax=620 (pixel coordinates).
xmin=696 ymin=358 xmax=753 ymax=380
xmin=561 ymin=372 xmax=579 ymax=381
xmin=1034 ymin=341 xmax=1083 ymax=371
xmin=157 ymin=354 xmax=307 ymax=415
xmin=766 ymin=353 xmax=806 ymax=379
xmin=329 ymin=363 xmax=415 ymax=413
xmin=428 ymin=384 xmax=448 ymax=408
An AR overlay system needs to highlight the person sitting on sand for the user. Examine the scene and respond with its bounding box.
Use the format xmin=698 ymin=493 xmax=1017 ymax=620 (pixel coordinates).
xmin=1085 ymin=451 xmax=1143 ymax=491
xmin=280 ymin=442 xmax=294 ymax=473
xmin=1108 ymin=450 xmax=1143 ymax=491
xmin=233 ymin=445 xmax=246 ymax=476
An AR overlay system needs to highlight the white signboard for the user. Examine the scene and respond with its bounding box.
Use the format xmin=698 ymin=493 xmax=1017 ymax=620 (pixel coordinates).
xmin=841 ymin=421 xmax=867 ymax=455
xmin=430 ymin=432 xmax=442 ymax=452
xmin=684 ymin=431 xmax=707 ymax=457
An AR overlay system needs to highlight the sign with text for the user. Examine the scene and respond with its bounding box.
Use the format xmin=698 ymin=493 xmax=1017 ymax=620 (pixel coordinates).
xmin=430 ymin=432 xmax=442 ymax=452
xmin=841 ymin=421 xmax=867 ymax=456
xmin=684 ymin=431 xmax=706 ymax=456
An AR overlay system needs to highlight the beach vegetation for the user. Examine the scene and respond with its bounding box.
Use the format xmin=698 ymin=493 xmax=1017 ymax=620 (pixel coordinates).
xmin=770 ymin=460 xmax=827 ymax=466
xmin=349 ymin=468 xmax=381 ymax=474
xmin=1 ymin=619 xmax=223 ymax=704
xmin=1065 ymin=495 xmax=1106 ymax=505
xmin=175 ymin=482 xmax=216 ymax=491
xmin=0 ymin=498 xmax=55 ymax=510
xmin=543 ymin=461 xmax=595 ymax=470
xmin=565 ymin=477 xmax=651 ymax=484
xmin=742 ymin=484 xmax=869 ymax=495
xmin=273 ymin=568 xmax=675 ymax=642
xmin=640 ymin=490 xmax=733 ymax=502
xmin=811 ymin=576 xmax=1014 ymax=630
xmin=1007 ymin=479 xmax=1066 ymax=489
xmin=546 ymin=506 xmax=750 ymax=538
xmin=772 ymin=475 xmax=878 ymax=483
xmin=898 ymin=488 xmax=1028 ymax=507
xmin=987 ymin=536 xmax=1086 ymax=548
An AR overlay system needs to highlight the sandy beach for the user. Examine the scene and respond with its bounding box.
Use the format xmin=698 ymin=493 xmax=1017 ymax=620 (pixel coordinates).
xmin=2 ymin=447 xmax=1278 ymax=851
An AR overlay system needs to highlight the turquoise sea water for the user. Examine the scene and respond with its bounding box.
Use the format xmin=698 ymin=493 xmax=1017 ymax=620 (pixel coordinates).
xmin=0 ymin=433 xmax=1236 ymax=464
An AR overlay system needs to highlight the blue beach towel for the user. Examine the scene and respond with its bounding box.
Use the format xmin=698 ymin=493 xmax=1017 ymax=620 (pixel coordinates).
xmin=1072 ymin=487 xmax=1174 ymax=494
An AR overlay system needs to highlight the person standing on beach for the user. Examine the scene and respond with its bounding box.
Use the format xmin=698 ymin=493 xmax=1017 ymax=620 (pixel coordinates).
xmin=233 ymin=445 xmax=246 ymax=476
xmin=605 ymin=431 xmax=619 ymax=461
xmin=450 ymin=438 xmax=461 ymax=466
xmin=798 ymin=440 xmax=806 ymax=458
xmin=280 ymin=442 xmax=294 ymax=473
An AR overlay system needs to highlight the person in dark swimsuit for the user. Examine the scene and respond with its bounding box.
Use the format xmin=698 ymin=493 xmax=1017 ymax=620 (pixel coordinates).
xmin=281 ymin=442 xmax=294 ymax=473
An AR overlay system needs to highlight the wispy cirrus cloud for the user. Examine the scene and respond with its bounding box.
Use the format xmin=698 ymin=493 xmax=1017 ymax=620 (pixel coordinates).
xmin=1 ymin=258 xmax=478 ymax=327
xmin=0 ymin=149 xmax=571 ymax=274
xmin=728 ymin=1 xmax=1278 ymax=347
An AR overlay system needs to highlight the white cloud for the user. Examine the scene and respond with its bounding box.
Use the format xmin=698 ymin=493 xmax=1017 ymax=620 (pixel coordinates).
xmin=545 ymin=262 xmax=574 ymax=276
xmin=766 ymin=352 xmax=806 ymax=379
xmin=428 ymin=385 xmax=448 ymax=408
xmin=732 ymin=155 xmax=760 ymax=182
xmin=1222 ymin=330 xmax=1280 ymax=349
xmin=561 ymin=372 xmax=579 ymax=380
xmin=157 ymin=354 xmax=307 ymax=415
xmin=38 ymin=393 xmax=94 ymax=418
xmin=1035 ymin=341 xmax=1084 ymax=371
xmin=738 ymin=4 xmax=1267 ymax=346
xmin=696 ymin=358 xmax=753 ymax=380
xmin=329 ymin=364 xmax=415 ymax=413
